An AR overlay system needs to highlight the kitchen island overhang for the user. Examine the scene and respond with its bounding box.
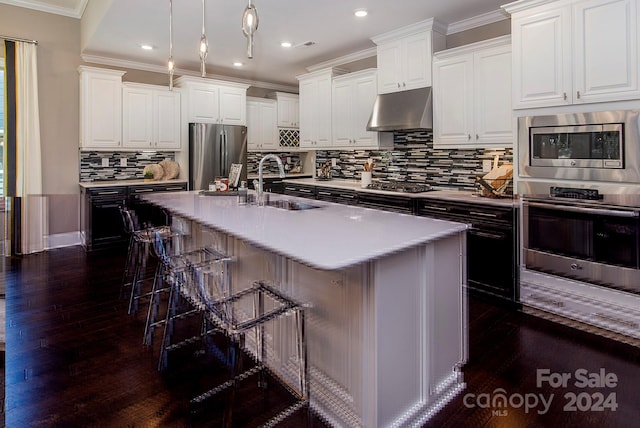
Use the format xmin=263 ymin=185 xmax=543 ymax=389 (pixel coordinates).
xmin=141 ymin=191 xmax=469 ymax=427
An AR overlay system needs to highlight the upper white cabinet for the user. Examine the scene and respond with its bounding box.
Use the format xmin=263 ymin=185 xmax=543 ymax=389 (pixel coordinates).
xmin=268 ymin=92 xmax=299 ymax=128
xmin=504 ymin=0 xmax=640 ymax=108
xmin=175 ymin=76 xmax=249 ymax=125
xmin=433 ymin=36 xmax=513 ymax=149
xmin=371 ymin=18 xmax=446 ymax=94
xmin=78 ymin=66 xmax=126 ymax=149
xmin=122 ymin=83 xmax=182 ymax=150
xmin=298 ymin=69 xmax=343 ymax=148
xmin=246 ymin=97 xmax=278 ymax=151
xmin=332 ymin=69 xmax=393 ymax=149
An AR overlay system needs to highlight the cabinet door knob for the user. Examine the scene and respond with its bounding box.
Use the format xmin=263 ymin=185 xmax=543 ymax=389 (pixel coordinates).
xmin=476 ymin=134 xmax=479 ymax=140
xmin=403 ymin=82 xmax=406 ymax=88
xmin=563 ymin=92 xmax=567 ymax=100
xmin=397 ymin=83 xmax=401 ymax=88
xmin=468 ymin=134 xmax=471 ymax=141
xmin=576 ymin=91 xmax=581 ymax=99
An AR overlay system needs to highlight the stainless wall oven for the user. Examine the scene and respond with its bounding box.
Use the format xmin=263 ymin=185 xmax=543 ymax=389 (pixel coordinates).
xmin=518 ymin=110 xmax=640 ymax=183
xmin=523 ymin=187 xmax=640 ymax=295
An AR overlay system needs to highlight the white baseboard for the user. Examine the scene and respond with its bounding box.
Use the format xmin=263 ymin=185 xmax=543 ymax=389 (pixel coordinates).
xmin=46 ymin=231 xmax=82 ymax=249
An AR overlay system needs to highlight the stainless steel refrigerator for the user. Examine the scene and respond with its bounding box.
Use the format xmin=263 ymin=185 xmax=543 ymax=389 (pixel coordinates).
xmin=189 ymin=123 xmax=248 ymax=190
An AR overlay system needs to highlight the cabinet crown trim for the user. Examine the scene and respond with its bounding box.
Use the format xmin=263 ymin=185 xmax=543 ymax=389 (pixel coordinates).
xmin=267 ymin=91 xmax=299 ymax=100
xmin=332 ymin=68 xmax=377 ymax=82
xmin=433 ymin=35 xmax=511 ymax=60
xmin=173 ymin=75 xmax=250 ymax=89
xmin=502 ymin=0 xmax=572 ymax=14
xmin=371 ymin=17 xmax=447 ymax=44
xmin=122 ymin=81 xmax=179 ymax=92
xmin=78 ymin=65 xmax=126 ymax=77
xmin=297 ymin=67 xmax=348 ymax=81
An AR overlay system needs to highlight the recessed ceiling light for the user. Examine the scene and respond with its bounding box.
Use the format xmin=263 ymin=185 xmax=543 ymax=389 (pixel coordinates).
xmin=233 ymin=62 xmax=244 ymax=67
xmin=140 ymin=44 xmax=154 ymax=50
xmin=354 ymin=9 xmax=368 ymax=18
xmin=281 ymin=41 xmax=292 ymax=48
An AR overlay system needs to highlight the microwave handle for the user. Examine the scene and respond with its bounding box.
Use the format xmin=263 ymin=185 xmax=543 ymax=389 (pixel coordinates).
xmin=527 ymin=201 xmax=639 ymax=218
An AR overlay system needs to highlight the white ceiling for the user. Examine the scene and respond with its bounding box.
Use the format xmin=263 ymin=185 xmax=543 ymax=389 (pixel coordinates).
xmin=4 ymin=0 xmax=511 ymax=90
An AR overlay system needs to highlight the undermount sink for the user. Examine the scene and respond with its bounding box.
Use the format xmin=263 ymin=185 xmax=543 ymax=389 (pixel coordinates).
xmin=266 ymin=199 xmax=322 ymax=211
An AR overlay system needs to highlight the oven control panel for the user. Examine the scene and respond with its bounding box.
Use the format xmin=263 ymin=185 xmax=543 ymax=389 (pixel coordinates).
xmin=550 ymin=186 xmax=603 ymax=200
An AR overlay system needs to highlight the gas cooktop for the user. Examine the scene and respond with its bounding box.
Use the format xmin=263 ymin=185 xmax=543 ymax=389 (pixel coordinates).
xmin=366 ymin=182 xmax=432 ymax=193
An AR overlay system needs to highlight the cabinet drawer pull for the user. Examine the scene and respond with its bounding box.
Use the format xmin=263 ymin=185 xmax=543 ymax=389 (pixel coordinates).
xmin=469 ymin=229 xmax=505 ymax=240
xmin=96 ymin=191 xmax=119 ymax=195
xmin=133 ymin=189 xmax=154 ymax=193
xmin=164 ymin=187 xmax=185 ymax=191
xmin=469 ymin=211 xmax=497 ymax=218
xmin=343 ymin=194 xmax=355 ymax=199
xmin=427 ymin=206 xmax=448 ymax=211
xmin=318 ymin=191 xmax=331 ymax=196
xmin=593 ymin=312 xmax=638 ymax=329
xmin=528 ymin=294 xmax=565 ymax=308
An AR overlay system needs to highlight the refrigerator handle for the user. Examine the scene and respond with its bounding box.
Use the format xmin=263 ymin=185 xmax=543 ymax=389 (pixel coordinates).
xmin=219 ymin=131 xmax=224 ymax=178
xmin=223 ymin=131 xmax=228 ymax=177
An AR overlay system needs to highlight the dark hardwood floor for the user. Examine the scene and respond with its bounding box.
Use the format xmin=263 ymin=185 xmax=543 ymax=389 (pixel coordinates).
xmin=3 ymin=245 xmax=640 ymax=427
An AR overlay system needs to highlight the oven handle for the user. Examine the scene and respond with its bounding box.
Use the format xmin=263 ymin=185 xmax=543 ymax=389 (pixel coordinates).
xmin=526 ymin=201 xmax=639 ymax=218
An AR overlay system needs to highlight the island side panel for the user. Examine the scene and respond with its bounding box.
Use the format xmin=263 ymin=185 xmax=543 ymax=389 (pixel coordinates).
xmin=285 ymin=259 xmax=368 ymax=427
xmin=371 ymin=232 xmax=467 ymax=427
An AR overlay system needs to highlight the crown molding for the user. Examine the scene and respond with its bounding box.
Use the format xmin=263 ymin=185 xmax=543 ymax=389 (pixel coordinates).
xmin=446 ymin=9 xmax=510 ymax=35
xmin=0 ymin=0 xmax=88 ymax=19
xmin=306 ymin=47 xmax=377 ymax=73
xmin=80 ymin=53 xmax=298 ymax=92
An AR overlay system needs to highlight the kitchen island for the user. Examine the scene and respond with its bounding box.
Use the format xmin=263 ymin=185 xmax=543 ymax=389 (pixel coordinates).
xmin=141 ymin=190 xmax=468 ymax=427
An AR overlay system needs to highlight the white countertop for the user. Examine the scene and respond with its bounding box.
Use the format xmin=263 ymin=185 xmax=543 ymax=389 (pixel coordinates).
xmin=79 ymin=179 xmax=188 ymax=189
xmin=141 ymin=191 xmax=468 ymax=271
xmin=283 ymin=178 xmax=518 ymax=206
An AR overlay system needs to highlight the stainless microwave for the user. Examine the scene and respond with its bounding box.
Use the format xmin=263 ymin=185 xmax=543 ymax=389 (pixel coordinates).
xmin=530 ymin=123 xmax=623 ymax=169
xmin=518 ymin=110 xmax=640 ymax=183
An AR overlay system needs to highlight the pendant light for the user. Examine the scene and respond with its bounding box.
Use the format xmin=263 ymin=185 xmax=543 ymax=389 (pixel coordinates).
xmin=242 ymin=0 xmax=259 ymax=59
xmin=199 ymin=0 xmax=208 ymax=77
xmin=168 ymin=0 xmax=174 ymax=90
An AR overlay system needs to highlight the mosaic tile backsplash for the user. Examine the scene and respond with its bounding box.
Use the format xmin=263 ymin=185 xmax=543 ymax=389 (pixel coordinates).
xmin=80 ymin=151 xmax=176 ymax=182
xmin=247 ymin=152 xmax=303 ymax=175
xmin=316 ymin=130 xmax=514 ymax=193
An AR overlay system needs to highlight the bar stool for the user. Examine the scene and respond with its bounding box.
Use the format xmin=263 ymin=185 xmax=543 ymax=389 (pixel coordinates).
xmin=150 ymin=230 xmax=232 ymax=354
xmin=119 ymin=206 xmax=175 ymax=315
xmin=188 ymin=264 xmax=309 ymax=426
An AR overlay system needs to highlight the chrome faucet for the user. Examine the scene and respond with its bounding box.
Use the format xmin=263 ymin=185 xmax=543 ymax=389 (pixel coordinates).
xmin=257 ymin=154 xmax=285 ymax=205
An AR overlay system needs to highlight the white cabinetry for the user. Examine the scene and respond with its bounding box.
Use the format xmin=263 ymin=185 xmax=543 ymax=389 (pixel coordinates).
xmin=122 ymin=83 xmax=181 ymax=150
xmin=78 ymin=66 xmax=125 ymax=149
xmin=268 ymin=92 xmax=299 ymax=128
xmin=175 ymin=76 xmax=249 ymax=125
xmin=504 ymin=0 xmax=639 ymax=108
xmin=332 ymin=69 xmax=393 ymax=149
xmin=433 ymin=36 xmax=513 ymax=148
xmin=298 ymin=69 xmax=343 ymax=148
xmin=371 ymin=18 xmax=446 ymax=94
xmin=246 ymin=97 xmax=278 ymax=151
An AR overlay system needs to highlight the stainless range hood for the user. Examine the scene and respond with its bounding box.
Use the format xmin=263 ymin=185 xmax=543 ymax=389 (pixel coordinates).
xmin=366 ymin=87 xmax=433 ymax=132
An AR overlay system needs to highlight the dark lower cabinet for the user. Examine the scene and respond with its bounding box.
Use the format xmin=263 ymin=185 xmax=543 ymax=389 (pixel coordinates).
xmin=81 ymin=182 xmax=187 ymax=252
xmin=81 ymin=186 xmax=128 ymax=251
xmin=315 ymin=188 xmax=358 ymax=205
xmin=417 ymin=199 xmax=518 ymax=305
xmin=283 ymin=183 xmax=316 ymax=199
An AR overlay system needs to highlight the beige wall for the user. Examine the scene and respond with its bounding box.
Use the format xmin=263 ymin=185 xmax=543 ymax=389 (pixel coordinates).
xmin=0 ymin=4 xmax=180 ymax=236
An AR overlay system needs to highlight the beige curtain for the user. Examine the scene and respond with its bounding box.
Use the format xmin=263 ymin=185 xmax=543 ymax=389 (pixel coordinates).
xmin=15 ymin=42 xmax=44 ymax=254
